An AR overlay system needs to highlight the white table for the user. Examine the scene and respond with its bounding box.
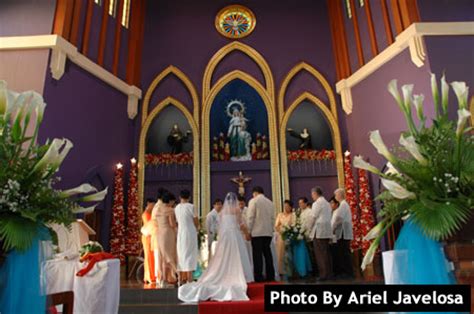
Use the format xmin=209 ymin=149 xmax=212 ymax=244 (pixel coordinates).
xmin=44 ymin=257 xmax=120 ymax=314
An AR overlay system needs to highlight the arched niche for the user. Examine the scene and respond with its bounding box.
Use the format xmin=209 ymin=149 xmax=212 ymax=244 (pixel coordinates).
xmin=138 ymin=97 xmax=200 ymax=209
xmin=280 ymin=92 xmax=344 ymax=200
xmin=202 ymin=70 xmax=281 ymax=215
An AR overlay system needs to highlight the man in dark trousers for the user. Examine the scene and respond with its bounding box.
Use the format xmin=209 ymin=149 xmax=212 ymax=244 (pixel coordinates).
xmin=247 ymin=186 xmax=276 ymax=282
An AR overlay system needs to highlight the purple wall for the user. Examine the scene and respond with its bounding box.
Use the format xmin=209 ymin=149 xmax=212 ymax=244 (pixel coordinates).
xmin=41 ymin=61 xmax=136 ymax=248
xmin=139 ymin=0 xmax=342 ymax=204
xmin=345 ymin=49 xmax=433 ymax=197
xmin=417 ymin=0 xmax=474 ymax=22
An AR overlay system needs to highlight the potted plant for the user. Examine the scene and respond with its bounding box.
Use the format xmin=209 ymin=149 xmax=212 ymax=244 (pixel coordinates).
xmin=0 ymin=81 xmax=108 ymax=313
xmin=353 ymin=74 xmax=472 ymax=282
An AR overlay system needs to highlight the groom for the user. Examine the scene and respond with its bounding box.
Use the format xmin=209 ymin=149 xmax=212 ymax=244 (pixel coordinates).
xmin=247 ymin=186 xmax=275 ymax=282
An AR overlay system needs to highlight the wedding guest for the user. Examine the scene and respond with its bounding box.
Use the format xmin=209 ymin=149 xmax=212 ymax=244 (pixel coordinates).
xmin=175 ymin=189 xmax=198 ymax=285
xmin=151 ymin=188 xmax=168 ymax=282
xmin=275 ymin=200 xmax=295 ymax=278
xmin=141 ymin=198 xmax=156 ymax=283
xmin=247 ymin=186 xmax=276 ymax=282
xmin=329 ymin=197 xmax=340 ymax=276
xmin=333 ymin=188 xmax=354 ymax=279
xmin=308 ymin=187 xmax=333 ymax=281
xmin=206 ymin=199 xmax=223 ymax=261
xmin=238 ymin=196 xmax=249 ymax=226
xmin=156 ymin=192 xmax=178 ymax=287
xmin=298 ymin=196 xmax=317 ymax=275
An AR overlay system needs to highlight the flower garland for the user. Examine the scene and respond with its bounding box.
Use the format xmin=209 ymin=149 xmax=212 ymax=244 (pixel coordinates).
xmin=109 ymin=165 xmax=126 ymax=264
xmin=357 ymin=168 xmax=376 ymax=256
xmin=124 ymin=160 xmax=141 ymax=256
xmin=344 ymin=152 xmax=362 ymax=251
xmin=287 ymin=149 xmax=336 ymax=162
xmin=145 ymin=152 xmax=193 ymax=166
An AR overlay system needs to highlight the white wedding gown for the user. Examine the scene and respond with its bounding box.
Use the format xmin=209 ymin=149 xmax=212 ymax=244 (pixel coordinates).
xmin=178 ymin=200 xmax=254 ymax=303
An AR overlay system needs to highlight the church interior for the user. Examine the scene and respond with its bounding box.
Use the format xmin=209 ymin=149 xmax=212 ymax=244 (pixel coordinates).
xmin=0 ymin=0 xmax=473 ymax=313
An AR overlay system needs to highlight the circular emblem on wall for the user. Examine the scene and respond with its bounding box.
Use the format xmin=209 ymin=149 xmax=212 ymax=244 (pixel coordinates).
xmin=215 ymin=5 xmax=256 ymax=39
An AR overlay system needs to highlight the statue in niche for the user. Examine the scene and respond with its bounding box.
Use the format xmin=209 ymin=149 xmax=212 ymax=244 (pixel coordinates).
xmin=167 ymin=124 xmax=191 ymax=154
xmin=231 ymin=171 xmax=252 ymax=197
xmin=287 ymin=127 xmax=313 ymax=150
xmin=226 ymin=100 xmax=252 ymax=161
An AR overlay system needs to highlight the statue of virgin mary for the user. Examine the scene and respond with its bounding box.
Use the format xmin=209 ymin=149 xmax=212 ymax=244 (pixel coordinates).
xmin=227 ymin=101 xmax=252 ymax=161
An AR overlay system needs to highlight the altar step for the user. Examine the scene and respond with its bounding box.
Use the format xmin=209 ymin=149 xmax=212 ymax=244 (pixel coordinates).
xmin=119 ymin=287 xmax=197 ymax=314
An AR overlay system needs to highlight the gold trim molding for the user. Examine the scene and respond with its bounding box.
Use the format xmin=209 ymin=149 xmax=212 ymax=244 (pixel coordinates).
xmin=201 ymin=69 xmax=282 ymax=216
xmin=202 ymin=41 xmax=275 ymax=103
xmin=278 ymin=62 xmax=338 ymax=123
xmin=138 ymin=97 xmax=200 ymax=210
xmin=141 ymin=65 xmax=199 ymax=127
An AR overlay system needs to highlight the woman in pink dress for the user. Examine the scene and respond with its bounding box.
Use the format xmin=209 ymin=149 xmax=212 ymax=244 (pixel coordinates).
xmin=156 ymin=193 xmax=178 ymax=287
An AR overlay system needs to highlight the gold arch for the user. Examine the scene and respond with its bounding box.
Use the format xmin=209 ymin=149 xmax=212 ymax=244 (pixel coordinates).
xmin=202 ymin=41 xmax=275 ymax=102
xmin=138 ymin=97 xmax=200 ymax=209
xmin=280 ymin=92 xmax=344 ymax=200
xmin=201 ymin=70 xmax=282 ymax=216
xmin=278 ymin=62 xmax=338 ymax=123
xmin=141 ymin=65 xmax=199 ymax=127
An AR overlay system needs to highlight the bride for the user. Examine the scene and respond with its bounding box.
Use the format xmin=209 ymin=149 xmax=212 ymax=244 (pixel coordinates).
xmin=178 ymin=192 xmax=254 ymax=302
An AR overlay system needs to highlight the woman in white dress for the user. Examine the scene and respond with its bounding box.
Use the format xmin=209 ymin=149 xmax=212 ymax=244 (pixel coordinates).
xmin=178 ymin=192 xmax=254 ymax=303
xmin=175 ymin=189 xmax=198 ymax=285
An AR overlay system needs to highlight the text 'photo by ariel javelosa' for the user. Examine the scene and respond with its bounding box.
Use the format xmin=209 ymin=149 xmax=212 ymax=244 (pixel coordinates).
xmin=264 ymin=284 xmax=471 ymax=312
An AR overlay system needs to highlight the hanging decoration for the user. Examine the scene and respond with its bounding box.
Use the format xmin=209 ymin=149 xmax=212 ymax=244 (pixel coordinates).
xmin=125 ymin=158 xmax=141 ymax=256
xmin=344 ymin=151 xmax=362 ymax=251
xmin=357 ymin=167 xmax=376 ymax=256
xmin=109 ymin=163 xmax=126 ymax=264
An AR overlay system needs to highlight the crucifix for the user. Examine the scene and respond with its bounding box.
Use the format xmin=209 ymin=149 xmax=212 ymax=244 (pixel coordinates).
xmin=230 ymin=171 xmax=252 ymax=197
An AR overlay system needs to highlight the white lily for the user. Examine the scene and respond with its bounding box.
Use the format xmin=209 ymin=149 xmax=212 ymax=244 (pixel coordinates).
xmin=381 ymin=178 xmax=416 ymax=199
xmin=430 ymin=73 xmax=440 ymax=115
xmin=399 ymin=135 xmax=427 ymax=165
xmin=401 ymin=84 xmax=414 ymax=112
xmin=451 ymin=81 xmax=469 ymax=110
xmin=456 ymin=109 xmax=471 ymax=137
xmin=72 ymin=204 xmax=97 ymax=214
xmin=441 ymin=75 xmax=450 ymax=113
xmin=388 ymin=79 xmax=404 ymax=111
xmin=363 ymin=222 xmax=383 ymax=241
xmin=31 ymin=138 xmax=64 ymax=175
xmin=79 ymin=188 xmax=108 ymax=202
xmin=50 ymin=139 xmax=73 ymax=172
xmin=369 ymin=130 xmax=395 ymax=163
xmin=61 ymin=184 xmax=98 ymax=197
xmin=384 ymin=162 xmax=400 ymax=176
xmin=353 ymin=155 xmax=381 ymax=175
xmin=412 ymin=94 xmax=425 ymax=122
xmin=361 ymin=240 xmax=378 ymax=271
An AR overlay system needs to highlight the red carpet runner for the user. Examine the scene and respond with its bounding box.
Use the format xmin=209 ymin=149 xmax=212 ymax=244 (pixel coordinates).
xmin=198 ymin=283 xmax=286 ymax=314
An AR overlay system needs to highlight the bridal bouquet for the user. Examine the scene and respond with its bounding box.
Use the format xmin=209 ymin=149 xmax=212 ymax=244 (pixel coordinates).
xmin=79 ymin=241 xmax=104 ymax=257
xmin=354 ymin=74 xmax=473 ymax=270
xmin=0 ymin=81 xmax=108 ymax=253
xmin=281 ymin=220 xmax=305 ymax=243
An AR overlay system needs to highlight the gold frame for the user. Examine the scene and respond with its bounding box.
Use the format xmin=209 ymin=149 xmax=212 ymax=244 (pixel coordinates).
xmin=202 ymin=42 xmax=281 ymax=216
xmin=203 ymin=41 xmax=274 ymax=103
xmin=141 ymin=65 xmax=199 ymax=127
xmin=138 ymin=66 xmax=200 ymax=210
xmin=215 ymin=4 xmax=256 ymax=39
xmin=279 ymin=63 xmax=344 ymax=200
xmin=278 ymin=62 xmax=338 ymax=123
